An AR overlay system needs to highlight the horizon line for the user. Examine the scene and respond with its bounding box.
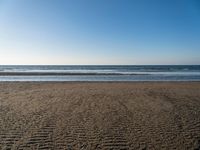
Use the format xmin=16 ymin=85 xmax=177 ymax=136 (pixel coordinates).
xmin=0 ymin=64 xmax=200 ymax=66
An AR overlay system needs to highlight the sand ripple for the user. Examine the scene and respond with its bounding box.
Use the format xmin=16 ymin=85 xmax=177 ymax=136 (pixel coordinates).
xmin=0 ymin=82 xmax=200 ymax=150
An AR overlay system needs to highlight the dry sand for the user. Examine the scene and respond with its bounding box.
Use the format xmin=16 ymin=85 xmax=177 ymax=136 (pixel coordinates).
xmin=0 ymin=82 xmax=200 ymax=150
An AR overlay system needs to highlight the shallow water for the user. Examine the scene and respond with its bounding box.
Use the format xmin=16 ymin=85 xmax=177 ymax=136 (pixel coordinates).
xmin=0 ymin=65 xmax=200 ymax=81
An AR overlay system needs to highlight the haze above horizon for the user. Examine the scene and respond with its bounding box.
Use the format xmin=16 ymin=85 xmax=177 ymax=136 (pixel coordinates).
xmin=0 ymin=0 xmax=200 ymax=65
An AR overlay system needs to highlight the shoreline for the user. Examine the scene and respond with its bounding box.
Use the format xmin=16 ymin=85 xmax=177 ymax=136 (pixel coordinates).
xmin=0 ymin=80 xmax=200 ymax=82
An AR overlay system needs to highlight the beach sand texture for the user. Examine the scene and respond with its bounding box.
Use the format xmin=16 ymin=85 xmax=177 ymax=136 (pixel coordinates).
xmin=0 ymin=82 xmax=200 ymax=150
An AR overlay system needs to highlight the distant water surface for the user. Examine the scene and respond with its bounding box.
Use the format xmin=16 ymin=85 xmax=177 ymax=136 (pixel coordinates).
xmin=0 ymin=65 xmax=200 ymax=81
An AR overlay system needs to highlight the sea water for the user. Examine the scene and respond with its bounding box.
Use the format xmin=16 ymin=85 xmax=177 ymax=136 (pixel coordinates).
xmin=0 ymin=65 xmax=200 ymax=81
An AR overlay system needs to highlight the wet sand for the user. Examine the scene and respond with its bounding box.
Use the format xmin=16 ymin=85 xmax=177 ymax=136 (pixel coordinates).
xmin=0 ymin=82 xmax=200 ymax=150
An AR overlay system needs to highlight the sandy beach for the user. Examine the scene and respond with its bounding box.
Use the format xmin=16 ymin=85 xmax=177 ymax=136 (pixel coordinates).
xmin=0 ymin=82 xmax=200 ymax=150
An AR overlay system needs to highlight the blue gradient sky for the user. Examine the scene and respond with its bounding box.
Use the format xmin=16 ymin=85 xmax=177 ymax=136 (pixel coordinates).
xmin=0 ymin=0 xmax=200 ymax=65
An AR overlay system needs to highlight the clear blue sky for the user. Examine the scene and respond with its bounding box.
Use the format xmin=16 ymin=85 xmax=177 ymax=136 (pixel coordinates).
xmin=0 ymin=0 xmax=200 ymax=65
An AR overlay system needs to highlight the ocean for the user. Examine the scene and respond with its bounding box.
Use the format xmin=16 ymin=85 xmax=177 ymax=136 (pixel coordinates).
xmin=0 ymin=65 xmax=200 ymax=81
